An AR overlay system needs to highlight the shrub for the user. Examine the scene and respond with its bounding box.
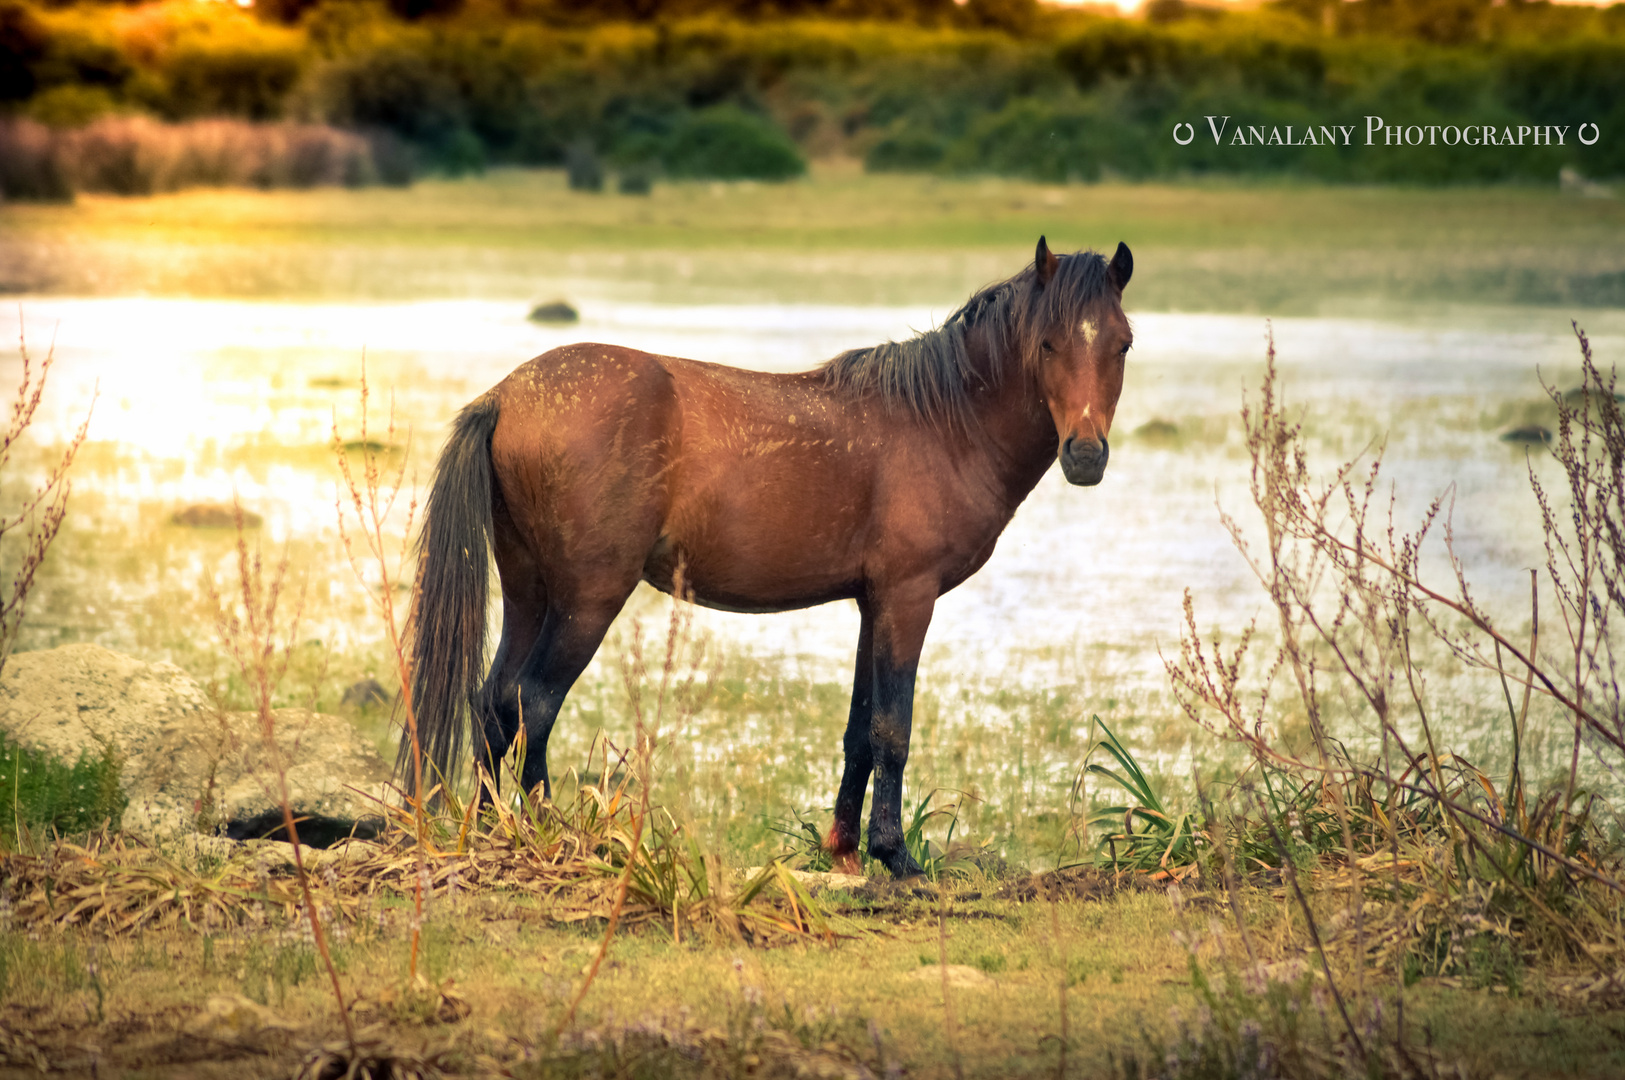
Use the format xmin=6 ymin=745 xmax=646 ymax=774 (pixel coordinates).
xmin=0 ymin=118 xmax=73 ymax=201
xmin=159 ymin=37 xmax=303 ymax=120
xmin=26 ymin=12 xmax=132 ymax=103
xmin=0 ymin=116 xmax=405 ymax=199
xmin=1055 ymin=19 xmax=1206 ymax=89
xmin=661 ymin=105 xmax=805 ymax=181
xmin=360 ymin=127 xmax=418 ymax=186
xmin=24 ymin=82 xmax=119 ymax=128
xmin=565 ymin=138 xmax=604 ymax=190
xmin=308 ymin=44 xmax=475 ymax=161
xmin=943 ymin=97 xmax=1147 ymax=181
xmin=59 ymin=114 xmax=164 ymax=194
xmin=864 ymin=128 xmax=947 ymax=172
xmin=0 ymin=0 xmax=49 ymax=103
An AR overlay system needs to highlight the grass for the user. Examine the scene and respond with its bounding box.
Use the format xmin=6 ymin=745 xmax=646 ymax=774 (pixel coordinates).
xmin=0 ymin=730 xmax=125 ymax=848
xmin=3 ymin=166 xmax=1624 ymax=311
xmin=2 ymin=875 xmax=1623 ymax=1078
xmin=6 ymin=170 xmax=1625 ymax=1076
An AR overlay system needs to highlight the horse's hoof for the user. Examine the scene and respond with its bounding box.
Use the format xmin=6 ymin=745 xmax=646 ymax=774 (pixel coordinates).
xmin=830 ymin=851 xmax=862 ymax=876
xmin=887 ymin=858 xmax=927 ymax=881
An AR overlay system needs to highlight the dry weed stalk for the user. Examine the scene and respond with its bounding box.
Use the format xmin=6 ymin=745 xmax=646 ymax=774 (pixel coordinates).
xmin=0 ymin=326 xmax=93 ymax=679
xmin=554 ymin=575 xmax=705 ymax=1037
xmin=1531 ymin=325 xmax=1625 ymax=843
xmin=1167 ymin=326 xmax=1625 ymax=1007
xmin=330 ymin=359 xmax=429 ymax=979
xmin=207 ymin=502 xmax=355 ymax=1047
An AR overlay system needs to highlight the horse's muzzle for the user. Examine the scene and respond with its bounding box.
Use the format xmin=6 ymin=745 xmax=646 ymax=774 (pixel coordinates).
xmin=1060 ymin=436 xmax=1109 ymax=486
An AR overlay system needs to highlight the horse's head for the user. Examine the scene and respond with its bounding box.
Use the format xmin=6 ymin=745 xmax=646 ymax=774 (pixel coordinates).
xmin=1030 ymin=236 xmax=1132 ymax=487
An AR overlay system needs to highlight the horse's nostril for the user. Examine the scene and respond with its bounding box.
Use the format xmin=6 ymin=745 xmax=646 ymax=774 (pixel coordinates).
xmin=1063 ymin=437 xmax=1102 ymax=464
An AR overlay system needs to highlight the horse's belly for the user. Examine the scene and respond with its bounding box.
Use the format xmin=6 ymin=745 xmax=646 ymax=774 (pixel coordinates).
xmin=641 ymin=533 xmax=859 ymax=614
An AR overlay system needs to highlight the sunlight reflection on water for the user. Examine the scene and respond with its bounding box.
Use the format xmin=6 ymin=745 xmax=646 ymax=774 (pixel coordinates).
xmin=4 ymin=298 xmax=1621 ymax=697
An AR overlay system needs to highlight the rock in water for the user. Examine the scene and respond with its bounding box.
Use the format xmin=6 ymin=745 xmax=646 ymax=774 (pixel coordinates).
xmin=528 ymin=300 xmax=580 ymax=324
xmin=341 ymin=677 xmax=391 ymax=708
xmin=173 ymin=504 xmax=262 ymax=528
xmin=1132 ymin=418 xmax=1181 ymax=444
xmin=0 ymin=644 xmax=388 ymax=846
xmin=1500 ymin=425 xmax=1552 ymax=447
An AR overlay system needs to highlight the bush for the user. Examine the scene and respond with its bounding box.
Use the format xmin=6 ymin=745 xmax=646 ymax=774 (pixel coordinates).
xmin=7 ymin=4 xmax=1625 ymax=184
xmin=0 ymin=729 xmax=125 ymax=847
xmin=565 ymin=138 xmax=604 ymax=190
xmin=70 ymin=117 xmax=388 ymax=192
xmin=660 ymin=105 xmax=805 ymax=181
xmin=864 ymin=128 xmax=947 ymax=172
xmin=0 ymin=0 xmax=49 ymax=103
xmin=0 ymin=116 xmax=406 ymax=199
xmin=942 ymin=97 xmax=1147 ymax=181
xmin=159 ymin=37 xmax=303 ymax=120
xmin=308 ymin=43 xmax=486 ymax=172
xmin=310 ymin=44 xmax=462 ymax=143
xmin=59 ymin=114 xmax=163 ymax=194
xmin=24 ymin=82 xmax=118 ymax=128
xmin=0 ymin=119 xmax=73 ymax=201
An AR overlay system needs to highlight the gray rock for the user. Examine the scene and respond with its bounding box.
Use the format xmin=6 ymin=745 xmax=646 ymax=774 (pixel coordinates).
xmin=341 ymin=677 xmax=391 ymax=708
xmin=1500 ymin=425 xmax=1552 ymax=447
xmin=172 ymin=504 xmax=262 ymax=528
xmin=0 ymin=644 xmax=390 ymax=846
xmin=527 ymin=300 xmax=580 ymax=324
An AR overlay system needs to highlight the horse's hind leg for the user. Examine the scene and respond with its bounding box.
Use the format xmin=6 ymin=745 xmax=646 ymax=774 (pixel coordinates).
xmin=508 ymin=586 xmax=636 ymax=798
xmin=473 ymin=593 xmax=545 ymax=801
xmin=472 ymin=498 xmax=550 ymax=802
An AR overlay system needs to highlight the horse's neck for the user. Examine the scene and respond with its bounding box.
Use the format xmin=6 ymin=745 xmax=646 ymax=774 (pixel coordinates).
xmin=963 ymin=325 xmax=1057 ymax=504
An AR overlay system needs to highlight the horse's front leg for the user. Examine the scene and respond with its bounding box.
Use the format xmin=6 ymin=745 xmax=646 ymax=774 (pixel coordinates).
xmin=827 ymin=600 xmax=874 ymax=874
xmin=865 ymin=579 xmax=937 ymax=879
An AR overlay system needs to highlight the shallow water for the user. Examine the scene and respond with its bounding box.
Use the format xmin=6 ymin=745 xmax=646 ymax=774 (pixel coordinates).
xmin=7 ymin=296 xmax=1619 ymax=688
xmin=8 ymin=292 xmax=1625 ymax=854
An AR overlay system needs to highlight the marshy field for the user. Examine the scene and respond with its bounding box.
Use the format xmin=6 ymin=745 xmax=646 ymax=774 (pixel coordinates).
xmin=3 ymin=169 xmax=1625 ymax=1078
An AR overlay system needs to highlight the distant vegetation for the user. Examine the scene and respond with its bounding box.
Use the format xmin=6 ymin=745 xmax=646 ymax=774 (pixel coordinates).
xmin=0 ymin=0 xmax=1621 ymax=197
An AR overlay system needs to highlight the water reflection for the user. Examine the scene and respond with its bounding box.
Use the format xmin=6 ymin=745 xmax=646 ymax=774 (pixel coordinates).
xmin=5 ymin=298 xmax=1616 ymax=697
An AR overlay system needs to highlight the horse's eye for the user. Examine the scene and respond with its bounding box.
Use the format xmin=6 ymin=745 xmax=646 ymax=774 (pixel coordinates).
xmin=1041 ymin=340 xmax=1054 ymax=353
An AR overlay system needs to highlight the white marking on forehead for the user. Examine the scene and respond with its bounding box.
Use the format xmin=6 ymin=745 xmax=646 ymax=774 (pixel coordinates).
xmin=1078 ymin=318 xmax=1099 ymax=346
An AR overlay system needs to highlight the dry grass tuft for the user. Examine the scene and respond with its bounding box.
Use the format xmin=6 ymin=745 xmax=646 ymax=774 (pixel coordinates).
xmin=2 ymin=835 xmax=355 ymax=934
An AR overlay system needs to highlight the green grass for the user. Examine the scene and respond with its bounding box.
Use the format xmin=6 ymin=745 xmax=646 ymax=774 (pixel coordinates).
xmin=0 ymin=729 xmax=125 ymax=848
xmin=3 ymin=166 xmax=1623 ymax=311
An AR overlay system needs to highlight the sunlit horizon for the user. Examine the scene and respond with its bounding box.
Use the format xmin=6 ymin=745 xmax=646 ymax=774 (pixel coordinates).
xmin=1048 ymin=0 xmax=1616 ymax=15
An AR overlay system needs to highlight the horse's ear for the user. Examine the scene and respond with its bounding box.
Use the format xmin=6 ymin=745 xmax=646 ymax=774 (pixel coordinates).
xmin=1108 ymin=241 xmax=1133 ymax=291
xmin=1035 ymin=236 xmax=1059 ymax=288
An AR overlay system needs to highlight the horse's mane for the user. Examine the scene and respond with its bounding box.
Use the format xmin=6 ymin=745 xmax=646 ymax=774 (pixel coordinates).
xmin=819 ymin=250 xmax=1115 ymax=428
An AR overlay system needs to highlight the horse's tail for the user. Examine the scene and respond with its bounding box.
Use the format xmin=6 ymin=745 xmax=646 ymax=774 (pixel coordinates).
xmin=402 ymin=392 xmax=500 ymax=801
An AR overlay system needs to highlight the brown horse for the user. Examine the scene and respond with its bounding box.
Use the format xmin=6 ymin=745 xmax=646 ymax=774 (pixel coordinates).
xmin=408 ymin=237 xmax=1133 ymax=877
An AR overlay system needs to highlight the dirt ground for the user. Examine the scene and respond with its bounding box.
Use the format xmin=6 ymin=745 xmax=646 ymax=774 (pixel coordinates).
xmin=3 ymin=865 xmax=1623 ymax=1080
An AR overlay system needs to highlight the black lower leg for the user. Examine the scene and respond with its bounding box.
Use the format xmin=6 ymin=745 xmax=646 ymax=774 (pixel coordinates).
xmin=515 ymin=685 xmax=566 ymax=798
xmin=474 ymin=702 xmax=514 ymax=803
xmin=830 ymin=612 xmax=875 ymax=858
xmin=866 ymin=656 xmax=924 ymax=878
